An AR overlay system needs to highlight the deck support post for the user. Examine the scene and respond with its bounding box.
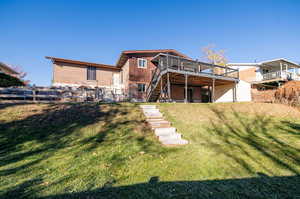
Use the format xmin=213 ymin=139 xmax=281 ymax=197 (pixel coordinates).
xmin=167 ymin=72 xmax=171 ymax=102
xmin=233 ymin=82 xmax=237 ymax=102
xmin=280 ymin=62 xmax=283 ymax=78
xmin=185 ymin=73 xmax=188 ymax=103
xmin=160 ymin=77 xmax=163 ymax=101
xmin=212 ymin=78 xmax=215 ymax=103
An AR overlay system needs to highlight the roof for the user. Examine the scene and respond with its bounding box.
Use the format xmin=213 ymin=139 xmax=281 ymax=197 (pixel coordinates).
xmin=227 ymin=58 xmax=300 ymax=68
xmin=260 ymin=58 xmax=300 ymax=68
xmin=0 ymin=62 xmax=19 ymax=74
xmin=45 ymin=56 xmax=120 ymax=71
xmin=116 ymin=49 xmax=191 ymax=67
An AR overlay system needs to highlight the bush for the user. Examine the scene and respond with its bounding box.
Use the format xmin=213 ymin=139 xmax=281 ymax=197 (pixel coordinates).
xmin=0 ymin=73 xmax=25 ymax=87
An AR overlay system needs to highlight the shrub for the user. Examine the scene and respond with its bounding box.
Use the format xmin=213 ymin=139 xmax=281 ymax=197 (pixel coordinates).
xmin=0 ymin=73 xmax=25 ymax=87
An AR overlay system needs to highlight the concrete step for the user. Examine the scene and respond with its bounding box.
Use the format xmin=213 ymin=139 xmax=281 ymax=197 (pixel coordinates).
xmin=140 ymin=105 xmax=188 ymax=146
xmin=146 ymin=116 xmax=164 ymax=119
xmin=144 ymin=112 xmax=163 ymax=118
xmin=161 ymin=138 xmax=189 ymax=145
xmin=140 ymin=105 xmax=156 ymax=109
xmin=143 ymin=109 xmax=160 ymax=114
xmin=155 ymin=127 xmax=176 ymax=136
xmin=148 ymin=120 xmax=170 ymax=125
xmin=149 ymin=122 xmax=171 ymax=129
xmin=158 ymin=133 xmax=182 ymax=141
xmin=146 ymin=118 xmax=165 ymax=122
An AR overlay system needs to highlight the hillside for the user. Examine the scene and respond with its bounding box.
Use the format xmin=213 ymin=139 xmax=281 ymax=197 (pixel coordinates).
xmin=0 ymin=102 xmax=299 ymax=198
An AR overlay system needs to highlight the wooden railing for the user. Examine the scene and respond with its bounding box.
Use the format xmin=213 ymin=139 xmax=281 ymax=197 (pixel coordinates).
xmin=0 ymin=87 xmax=126 ymax=102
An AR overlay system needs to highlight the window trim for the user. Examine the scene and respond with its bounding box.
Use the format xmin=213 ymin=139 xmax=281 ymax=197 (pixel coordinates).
xmin=137 ymin=58 xmax=147 ymax=69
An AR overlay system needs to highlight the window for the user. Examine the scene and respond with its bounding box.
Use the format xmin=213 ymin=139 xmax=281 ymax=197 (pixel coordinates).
xmin=87 ymin=66 xmax=96 ymax=80
xmin=262 ymin=69 xmax=269 ymax=74
xmin=138 ymin=83 xmax=146 ymax=92
xmin=137 ymin=58 xmax=147 ymax=68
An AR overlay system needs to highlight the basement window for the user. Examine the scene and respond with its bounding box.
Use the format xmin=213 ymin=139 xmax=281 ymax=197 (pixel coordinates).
xmin=87 ymin=66 xmax=96 ymax=80
xmin=138 ymin=83 xmax=146 ymax=92
xmin=137 ymin=58 xmax=147 ymax=68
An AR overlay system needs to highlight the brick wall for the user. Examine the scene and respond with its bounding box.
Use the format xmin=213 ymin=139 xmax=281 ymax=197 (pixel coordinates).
xmin=53 ymin=62 xmax=118 ymax=88
xmin=171 ymin=84 xmax=202 ymax=102
xmin=239 ymin=67 xmax=257 ymax=82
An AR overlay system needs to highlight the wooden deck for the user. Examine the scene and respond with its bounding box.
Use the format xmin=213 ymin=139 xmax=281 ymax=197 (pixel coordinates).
xmin=146 ymin=53 xmax=239 ymax=102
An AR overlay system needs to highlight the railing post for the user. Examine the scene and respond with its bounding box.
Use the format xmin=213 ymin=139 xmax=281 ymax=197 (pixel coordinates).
xmin=280 ymin=62 xmax=283 ymax=78
xmin=32 ymin=85 xmax=36 ymax=102
xmin=212 ymin=78 xmax=215 ymax=103
xmin=185 ymin=73 xmax=188 ymax=103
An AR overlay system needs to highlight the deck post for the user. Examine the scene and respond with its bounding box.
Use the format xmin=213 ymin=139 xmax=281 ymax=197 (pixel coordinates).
xmin=280 ymin=62 xmax=283 ymax=78
xmin=185 ymin=73 xmax=188 ymax=103
xmin=167 ymin=72 xmax=171 ymax=102
xmin=233 ymin=82 xmax=237 ymax=102
xmin=160 ymin=78 xmax=163 ymax=101
xmin=212 ymin=78 xmax=215 ymax=103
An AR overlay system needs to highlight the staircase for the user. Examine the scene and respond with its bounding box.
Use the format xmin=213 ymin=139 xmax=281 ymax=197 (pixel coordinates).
xmin=140 ymin=105 xmax=189 ymax=146
xmin=146 ymin=69 xmax=168 ymax=102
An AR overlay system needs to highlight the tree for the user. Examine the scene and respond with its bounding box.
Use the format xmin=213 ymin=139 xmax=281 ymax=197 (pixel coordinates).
xmin=11 ymin=65 xmax=30 ymax=85
xmin=11 ymin=65 xmax=27 ymax=79
xmin=201 ymin=44 xmax=228 ymax=66
xmin=0 ymin=73 xmax=25 ymax=87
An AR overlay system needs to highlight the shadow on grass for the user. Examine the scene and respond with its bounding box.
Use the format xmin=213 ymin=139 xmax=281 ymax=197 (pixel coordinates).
xmin=0 ymin=103 xmax=114 ymax=168
xmin=3 ymin=174 xmax=299 ymax=199
xmin=200 ymin=106 xmax=300 ymax=175
xmin=0 ymin=103 xmax=176 ymax=197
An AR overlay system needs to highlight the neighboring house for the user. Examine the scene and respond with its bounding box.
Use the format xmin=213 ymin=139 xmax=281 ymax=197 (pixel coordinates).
xmin=47 ymin=49 xmax=251 ymax=102
xmin=227 ymin=58 xmax=300 ymax=85
xmin=0 ymin=62 xmax=19 ymax=77
xmin=227 ymin=59 xmax=300 ymax=102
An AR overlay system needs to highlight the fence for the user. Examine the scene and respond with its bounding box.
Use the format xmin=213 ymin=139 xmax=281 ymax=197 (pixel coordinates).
xmin=0 ymin=87 xmax=127 ymax=103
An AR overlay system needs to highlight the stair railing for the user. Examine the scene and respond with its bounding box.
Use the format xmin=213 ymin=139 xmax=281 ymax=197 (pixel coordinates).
xmin=146 ymin=66 xmax=161 ymax=101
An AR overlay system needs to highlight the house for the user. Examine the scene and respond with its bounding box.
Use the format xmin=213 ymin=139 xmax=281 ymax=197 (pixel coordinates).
xmin=227 ymin=58 xmax=300 ymax=85
xmin=46 ymin=49 xmax=252 ymax=102
xmin=227 ymin=59 xmax=300 ymax=102
xmin=0 ymin=62 xmax=19 ymax=77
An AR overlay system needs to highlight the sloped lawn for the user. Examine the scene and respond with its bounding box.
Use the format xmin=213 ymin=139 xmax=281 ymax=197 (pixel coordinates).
xmin=0 ymin=102 xmax=299 ymax=198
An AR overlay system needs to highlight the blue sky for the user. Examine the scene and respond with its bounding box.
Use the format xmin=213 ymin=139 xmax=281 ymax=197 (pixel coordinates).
xmin=1 ymin=0 xmax=299 ymax=86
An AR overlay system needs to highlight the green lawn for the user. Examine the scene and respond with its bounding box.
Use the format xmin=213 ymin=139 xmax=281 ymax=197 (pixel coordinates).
xmin=0 ymin=102 xmax=299 ymax=198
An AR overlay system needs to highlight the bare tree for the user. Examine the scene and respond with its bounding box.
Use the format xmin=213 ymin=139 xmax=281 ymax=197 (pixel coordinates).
xmin=201 ymin=44 xmax=228 ymax=66
xmin=10 ymin=65 xmax=30 ymax=85
xmin=11 ymin=65 xmax=27 ymax=79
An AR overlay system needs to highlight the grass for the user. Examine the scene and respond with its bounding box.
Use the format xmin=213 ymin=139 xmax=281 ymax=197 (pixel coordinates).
xmin=0 ymin=102 xmax=299 ymax=198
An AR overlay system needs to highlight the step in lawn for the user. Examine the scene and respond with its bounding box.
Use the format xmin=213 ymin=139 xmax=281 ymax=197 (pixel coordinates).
xmin=140 ymin=104 xmax=188 ymax=146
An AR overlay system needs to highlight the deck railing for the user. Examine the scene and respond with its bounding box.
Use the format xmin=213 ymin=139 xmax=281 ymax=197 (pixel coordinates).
xmin=262 ymin=71 xmax=293 ymax=81
xmin=146 ymin=53 xmax=239 ymax=100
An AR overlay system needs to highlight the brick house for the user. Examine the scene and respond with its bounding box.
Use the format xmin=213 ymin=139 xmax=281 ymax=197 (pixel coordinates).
xmin=47 ymin=49 xmax=191 ymax=101
xmin=46 ymin=49 xmax=251 ymax=102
